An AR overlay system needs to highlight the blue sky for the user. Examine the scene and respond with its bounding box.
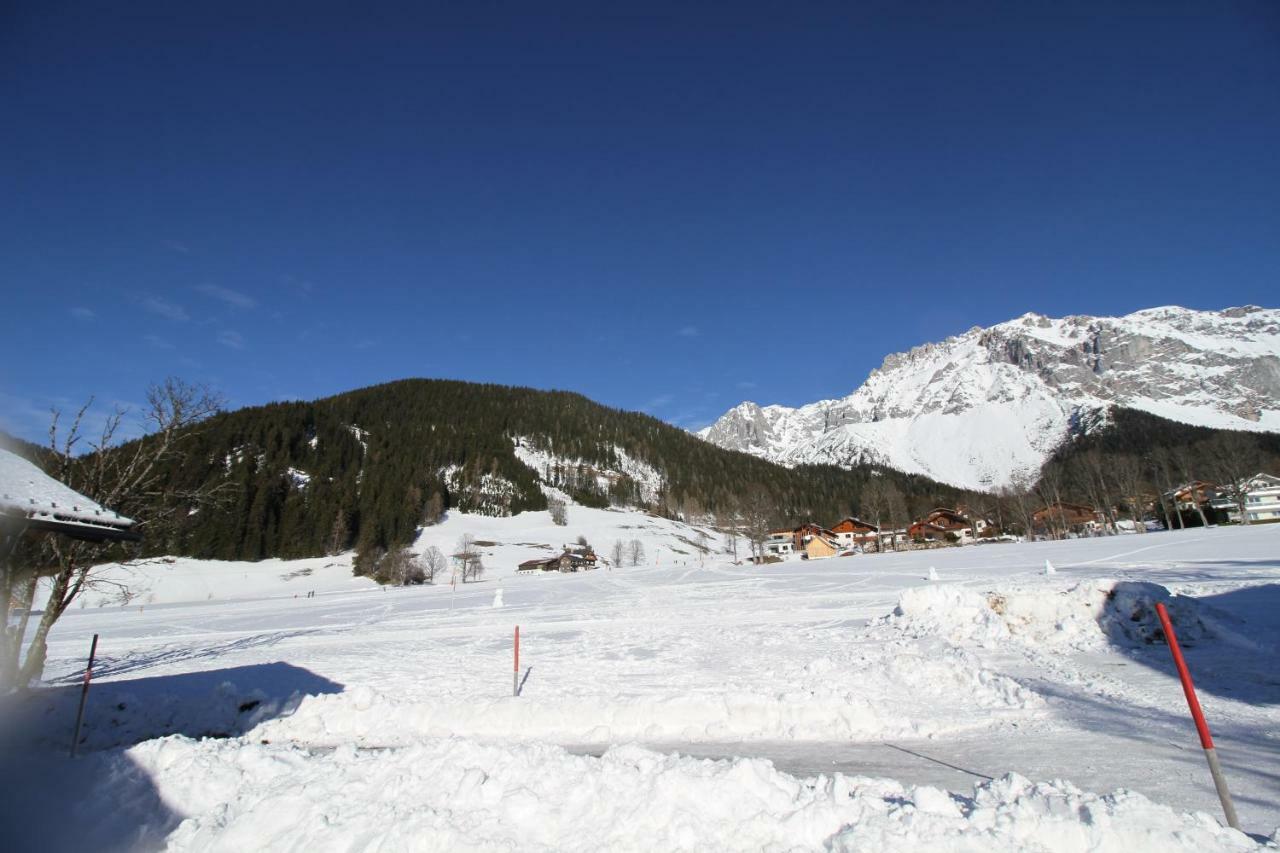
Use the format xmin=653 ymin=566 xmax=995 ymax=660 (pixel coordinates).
xmin=3 ymin=1 xmax=1278 ymax=443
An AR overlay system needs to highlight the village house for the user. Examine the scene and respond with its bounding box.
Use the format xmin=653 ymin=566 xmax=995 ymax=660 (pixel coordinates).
xmin=1166 ymin=481 xmax=1217 ymax=512
xmin=1212 ymin=473 xmax=1280 ymax=524
xmin=764 ymin=523 xmax=847 ymax=558
xmin=1032 ymin=502 xmax=1102 ymax=537
xmin=831 ymin=517 xmax=879 ymax=549
xmin=908 ymin=508 xmax=979 ymax=544
xmin=804 ymin=534 xmax=841 ymax=560
xmin=517 ymin=545 xmax=598 ymax=573
xmin=518 ymin=556 xmax=557 ymax=572
xmin=877 ymin=528 xmax=909 ymax=549
xmin=766 ymin=523 xmax=837 ymax=556
xmin=764 ymin=530 xmax=795 ymax=556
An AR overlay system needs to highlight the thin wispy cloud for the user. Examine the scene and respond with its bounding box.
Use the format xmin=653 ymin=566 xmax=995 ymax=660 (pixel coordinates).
xmin=143 ymin=334 xmax=174 ymax=350
xmin=677 ymin=325 xmax=699 ymax=338
xmin=281 ymin=274 xmax=313 ymax=293
xmin=642 ymin=394 xmax=674 ymax=412
xmin=71 ymin=306 xmax=95 ymax=321
xmin=217 ymin=329 xmax=246 ymax=349
xmin=142 ymin=296 xmax=189 ymax=322
xmin=163 ymin=240 xmax=191 ymax=254
xmin=736 ymin=381 xmax=758 ymax=390
xmin=196 ymin=284 xmax=257 ymax=309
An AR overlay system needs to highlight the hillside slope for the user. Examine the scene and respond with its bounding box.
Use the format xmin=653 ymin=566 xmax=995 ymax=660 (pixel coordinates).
xmin=71 ymin=379 xmax=962 ymax=564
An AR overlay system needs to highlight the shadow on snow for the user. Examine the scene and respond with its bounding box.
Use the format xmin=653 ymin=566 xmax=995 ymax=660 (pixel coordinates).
xmin=0 ymin=662 xmax=344 ymax=852
xmin=1099 ymin=581 xmax=1280 ymax=707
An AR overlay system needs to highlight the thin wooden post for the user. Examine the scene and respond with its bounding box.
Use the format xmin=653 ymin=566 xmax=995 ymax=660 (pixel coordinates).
xmin=1154 ymin=603 xmax=1240 ymax=830
xmin=513 ymin=625 xmax=520 ymax=697
xmin=69 ymin=633 xmax=99 ymax=757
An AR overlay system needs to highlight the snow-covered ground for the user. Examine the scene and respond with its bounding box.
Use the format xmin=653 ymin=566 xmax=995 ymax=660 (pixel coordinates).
xmin=5 ymin=513 xmax=1280 ymax=850
xmin=54 ymin=553 xmax=377 ymax=609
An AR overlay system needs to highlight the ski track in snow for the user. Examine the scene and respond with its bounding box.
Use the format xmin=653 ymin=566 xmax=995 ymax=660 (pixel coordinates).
xmin=6 ymin=517 xmax=1280 ymax=851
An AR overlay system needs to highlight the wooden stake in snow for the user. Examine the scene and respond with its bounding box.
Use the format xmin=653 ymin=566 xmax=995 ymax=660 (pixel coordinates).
xmin=1044 ymin=559 xmax=1056 ymax=575
xmin=513 ymin=625 xmax=521 ymax=697
xmin=69 ymin=633 xmax=99 ymax=757
xmin=1154 ymin=602 xmax=1240 ymax=830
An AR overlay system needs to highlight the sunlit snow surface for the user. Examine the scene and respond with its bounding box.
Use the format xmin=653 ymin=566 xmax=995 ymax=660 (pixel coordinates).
xmin=8 ymin=514 xmax=1280 ymax=851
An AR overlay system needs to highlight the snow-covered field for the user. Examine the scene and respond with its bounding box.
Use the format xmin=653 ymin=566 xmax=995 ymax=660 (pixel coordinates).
xmin=5 ymin=513 xmax=1280 ymax=851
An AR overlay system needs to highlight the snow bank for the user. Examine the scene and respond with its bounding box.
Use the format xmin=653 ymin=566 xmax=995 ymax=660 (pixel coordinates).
xmin=881 ymin=580 xmax=1214 ymax=651
xmin=252 ymin=645 xmax=1040 ymax=747
xmin=120 ymin=736 xmax=1261 ymax=852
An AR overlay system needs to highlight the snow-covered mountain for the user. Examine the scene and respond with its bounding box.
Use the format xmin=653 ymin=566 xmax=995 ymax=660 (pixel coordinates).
xmin=699 ymin=306 xmax=1280 ymax=491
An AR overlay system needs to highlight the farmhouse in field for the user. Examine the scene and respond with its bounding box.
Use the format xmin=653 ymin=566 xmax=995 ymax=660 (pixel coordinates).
xmin=518 ymin=544 xmax=599 ymax=573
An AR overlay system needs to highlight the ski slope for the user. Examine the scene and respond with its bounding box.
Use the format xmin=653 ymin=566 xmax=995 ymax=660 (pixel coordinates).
xmin=5 ymin=515 xmax=1280 ymax=850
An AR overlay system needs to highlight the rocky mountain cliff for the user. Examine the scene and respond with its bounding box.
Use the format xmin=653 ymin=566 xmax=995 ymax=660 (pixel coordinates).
xmin=699 ymin=306 xmax=1280 ymax=490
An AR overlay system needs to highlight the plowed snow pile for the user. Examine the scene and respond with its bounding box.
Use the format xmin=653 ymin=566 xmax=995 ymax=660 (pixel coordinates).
xmin=125 ymin=736 xmax=1262 ymax=853
xmin=880 ymin=580 xmax=1212 ymax=651
xmin=255 ymin=644 xmax=1041 ymax=747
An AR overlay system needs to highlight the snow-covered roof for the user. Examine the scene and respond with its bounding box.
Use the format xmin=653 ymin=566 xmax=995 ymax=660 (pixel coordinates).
xmin=0 ymin=448 xmax=139 ymax=542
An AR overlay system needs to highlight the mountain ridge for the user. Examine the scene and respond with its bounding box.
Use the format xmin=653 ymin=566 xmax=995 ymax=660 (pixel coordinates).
xmin=698 ymin=305 xmax=1280 ymax=490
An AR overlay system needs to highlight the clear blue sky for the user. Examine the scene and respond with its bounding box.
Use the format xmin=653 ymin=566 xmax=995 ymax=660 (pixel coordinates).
xmin=3 ymin=1 xmax=1278 ymax=443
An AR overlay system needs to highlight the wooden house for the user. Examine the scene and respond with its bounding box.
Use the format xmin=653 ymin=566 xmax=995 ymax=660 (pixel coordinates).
xmin=909 ymin=508 xmax=973 ymax=543
xmin=831 ymin=517 xmax=879 ymax=548
xmin=1032 ymin=502 xmax=1100 ymax=536
xmin=518 ymin=557 xmax=558 ymax=572
xmin=1166 ymin=481 xmax=1216 ymax=511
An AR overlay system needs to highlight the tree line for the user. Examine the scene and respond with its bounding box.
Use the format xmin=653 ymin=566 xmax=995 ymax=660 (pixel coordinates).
xmin=19 ymin=378 xmax=965 ymax=570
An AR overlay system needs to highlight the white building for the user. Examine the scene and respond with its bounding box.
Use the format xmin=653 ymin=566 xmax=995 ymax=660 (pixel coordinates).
xmin=764 ymin=531 xmax=794 ymax=556
xmin=1208 ymin=471 xmax=1280 ymax=517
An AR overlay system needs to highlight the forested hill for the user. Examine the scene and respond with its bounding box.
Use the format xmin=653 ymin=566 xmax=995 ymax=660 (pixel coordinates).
xmin=73 ymin=379 xmax=963 ymax=564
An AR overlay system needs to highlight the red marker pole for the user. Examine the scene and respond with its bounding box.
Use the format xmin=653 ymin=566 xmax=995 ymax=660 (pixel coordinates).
xmin=513 ymin=625 xmax=520 ymax=697
xmin=1155 ymin=603 xmax=1240 ymax=830
xmin=69 ymin=633 xmax=99 ymax=757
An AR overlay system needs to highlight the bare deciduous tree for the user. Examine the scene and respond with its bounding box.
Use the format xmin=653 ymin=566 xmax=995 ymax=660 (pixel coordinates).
xmin=1108 ymin=454 xmax=1149 ymax=534
xmin=421 ymin=545 xmax=446 ymax=583
xmin=610 ymin=539 xmax=625 ymax=568
xmin=2 ymin=378 xmax=225 ymax=689
xmin=547 ymin=497 xmax=568 ymax=526
xmin=1203 ymin=433 xmax=1263 ymax=524
xmin=376 ymin=546 xmax=426 ymax=585
xmin=627 ymin=538 xmax=645 ymax=567
xmin=716 ymin=511 xmax=739 ymax=561
xmin=454 ymin=533 xmax=485 ymax=582
xmin=882 ymin=482 xmax=907 ymax=551
xmin=742 ymin=485 xmax=773 ymax=562
xmin=860 ymin=477 xmax=888 ymax=552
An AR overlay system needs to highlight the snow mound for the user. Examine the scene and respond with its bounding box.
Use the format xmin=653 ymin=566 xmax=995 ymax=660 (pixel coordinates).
xmin=254 ymin=646 xmax=1041 ymax=748
xmin=119 ymin=736 xmax=1261 ymax=852
xmin=882 ymin=580 xmax=1212 ymax=650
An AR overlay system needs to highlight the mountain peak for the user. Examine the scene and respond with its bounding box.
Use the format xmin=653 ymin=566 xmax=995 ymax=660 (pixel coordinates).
xmin=698 ymin=305 xmax=1280 ymax=491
